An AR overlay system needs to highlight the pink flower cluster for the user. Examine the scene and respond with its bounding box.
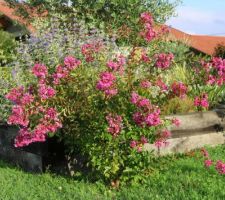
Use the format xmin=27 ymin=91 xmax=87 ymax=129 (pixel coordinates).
xmin=7 ymin=105 xmax=29 ymax=127
xmin=32 ymin=62 xmax=56 ymax=99
xmin=200 ymin=148 xmax=225 ymax=175
xmin=96 ymin=71 xmax=117 ymax=98
xmin=141 ymin=50 xmax=151 ymax=63
xmin=38 ymin=84 xmax=56 ymax=100
xmin=154 ymin=130 xmax=171 ymax=148
xmin=64 ymin=56 xmax=81 ymax=70
xmin=171 ymin=81 xmax=188 ymax=98
xmin=81 ymin=41 xmax=103 ymax=62
xmin=6 ymin=85 xmax=62 ymax=147
xmin=201 ymin=57 xmax=225 ymax=86
xmin=106 ymin=114 xmax=123 ymax=137
xmin=155 ymin=78 xmax=168 ymax=92
xmin=131 ymin=92 xmax=161 ymax=127
xmin=5 ymin=86 xmax=34 ymax=105
xmin=216 ymin=160 xmax=225 ymax=174
xmin=32 ymin=64 xmax=48 ymax=79
xmin=171 ymin=118 xmax=181 ymax=127
xmin=130 ymin=136 xmax=148 ymax=152
xmin=140 ymin=80 xmax=151 ymax=89
xmin=6 ymin=55 xmax=81 ymax=147
xmin=107 ymin=54 xmax=126 ymax=75
xmin=194 ymin=93 xmax=209 ymax=109
xmin=154 ymin=53 xmax=174 ymax=70
xmin=53 ymin=56 xmax=81 ymax=85
xmin=139 ymin=12 xmax=157 ymax=42
xmin=201 ymin=148 xmax=213 ymax=168
xmin=14 ymin=107 xmax=62 ymax=147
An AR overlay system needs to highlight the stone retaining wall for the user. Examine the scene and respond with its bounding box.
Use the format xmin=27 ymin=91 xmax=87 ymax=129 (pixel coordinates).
xmin=145 ymin=111 xmax=225 ymax=155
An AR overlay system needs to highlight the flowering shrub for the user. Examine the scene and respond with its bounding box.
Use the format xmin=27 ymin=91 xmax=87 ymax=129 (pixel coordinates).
xmin=6 ymin=12 xmax=225 ymax=184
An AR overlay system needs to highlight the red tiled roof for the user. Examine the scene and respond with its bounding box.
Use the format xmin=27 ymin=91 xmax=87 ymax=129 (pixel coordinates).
xmin=168 ymin=27 xmax=225 ymax=55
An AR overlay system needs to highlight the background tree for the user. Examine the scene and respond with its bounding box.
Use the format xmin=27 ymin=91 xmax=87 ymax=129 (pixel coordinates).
xmin=214 ymin=43 xmax=225 ymax=59
xmin=5 ymin=0 xmax=181 ymax=44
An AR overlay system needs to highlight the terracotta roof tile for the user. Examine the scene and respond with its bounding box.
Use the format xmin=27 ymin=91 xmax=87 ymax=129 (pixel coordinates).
xmin=169 ymin=27 xmax=225 ymax=55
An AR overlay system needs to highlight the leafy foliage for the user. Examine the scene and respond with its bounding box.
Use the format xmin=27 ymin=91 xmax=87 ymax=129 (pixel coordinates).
xmin=0 ymin=30 xmax=16 ymax=66
xmin=0 ymin=67 xmax=17 ymax=122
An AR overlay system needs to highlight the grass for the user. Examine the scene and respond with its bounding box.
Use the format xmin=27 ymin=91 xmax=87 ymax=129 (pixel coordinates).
xmin=0 ymin=145 xmax=225 ymax=200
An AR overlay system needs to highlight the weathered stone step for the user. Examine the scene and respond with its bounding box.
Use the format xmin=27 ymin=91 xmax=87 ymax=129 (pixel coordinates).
xmin=146 ymin=111 xmax=225 ymax=155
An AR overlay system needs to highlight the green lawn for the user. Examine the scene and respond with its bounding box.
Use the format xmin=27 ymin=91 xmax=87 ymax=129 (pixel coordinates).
xmin=0 ymin=145 xmax=225 ymax=200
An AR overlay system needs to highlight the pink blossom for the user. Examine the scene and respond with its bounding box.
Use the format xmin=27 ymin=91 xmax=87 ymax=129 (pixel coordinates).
xmin=7 ymin=105 xmax=29 ymax=127
xmin=140 ymin=12 xmax=153 ymax=24
xmin=81 ymin=42 xmax=103 ymax=62
xmin=132 ymin=112 xmax=145 ymax=126
xmin=155 ymin=53 xmax=174 ymax=70
xmin=64 ymin=56 xmax=81 ymax=70
xmin=161 ymin=130 xmax=171 ymax=138
xmin=107 ymin=61 xmax=118 ymax=71
xmin=204 ymin=159 xmax=213 ymax=168
xmin=139 ymin=12 xmax=157 ymax=42
xmin=130 ymin=92 xmax=140 ymax=105
xmin=52 ymin=65 xmax=69 ymax=84
xmin=144 ymin=28 xmax=157 ymax=42
xmin=46 ymin=122 xmax=62 ymax=132
xmin=44 ymin=108 xmax=58 ymax=120
xmin=154 ymin=139 xmax=164 ymax=148
xmin=216 ymin=160 xmax=225 ymax=174
xmin=201 ymin=148 xmax=209 ymax=158
xmin=38 ymin=84 xmax=56 ymax=100
xmin=32 ymin=64 xmax=48 ymax=79
xmin=130 ymin=140 xmax=137 ymax=148
xmin=171 ymin=81 xmax=188 ymax=98
xmin=5 ymin=86 xmax=24 ymax=104
xmin=107 ymin=55 xmax=126 ymax=74
xmin=145 ymin=109 xmax=161 ymax=127
xmin=104 ymin=89 xmax=118 ymax=97
xmin=194 ymin=97 xmax=200 ymax=107
xmin=194 ymin=93 xmax=209 ymax=108
xmin=14 ymin=128 xmax=33 ymax=147
xmin=106 ymin=114 xmax=123 ymax=137
xmin=206 ymin=75 xmax=216 ymax=85
xmin=141 ymin=51 xmax=150 ymax=63
xmin=96 ymin=72 xmax=116 ymax=91
xmin=140 ymin=80 xmax=151 ymax=88
xmin=140 ymin=136 xmax=148 ymax=144
xmin=137 ymin=146 xmax=142 ymax=152
xmin=130 ymin=92 xmax=151 ymax=109
xmin=201 ymin=98 xmax=209 ymax=108
xmin=21 ymin=93 xmax=34 ymax=105
xmin=137 ymin=98 xmax=151 ymax=109
xmin=155 ymin=79 xmax=168 ymax=92
xmin=172 ymin=118 xmax=181 ymax=127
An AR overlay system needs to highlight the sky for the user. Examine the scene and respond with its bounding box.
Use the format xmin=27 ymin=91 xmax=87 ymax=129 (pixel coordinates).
xmin=166 ymin=0 xmax=225 ymax=36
